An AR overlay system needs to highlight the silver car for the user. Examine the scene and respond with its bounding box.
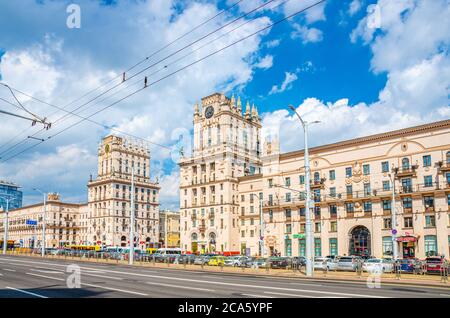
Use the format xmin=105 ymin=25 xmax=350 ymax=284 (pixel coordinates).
xmin=224 ymin=256 xmax=247 ymax=267
xmin=313 ymin=257 xmax=338 ymax=270
xmin=336 ymin=256 xmax=362 ymax=271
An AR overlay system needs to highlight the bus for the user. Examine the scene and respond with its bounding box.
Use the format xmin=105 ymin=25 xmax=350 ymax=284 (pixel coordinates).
xmin=0 ymin=240 xmax=15 ymax=249
xmin=146 ymin=247 xmax=158 ymax=254
xmin=64 ymin=245 xmax=100 ymax=251
xmin=157 ymin=248 xmax=182 ymax=255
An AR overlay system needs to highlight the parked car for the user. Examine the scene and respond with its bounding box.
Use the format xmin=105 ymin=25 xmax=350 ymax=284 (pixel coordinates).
xmin=399 ymin=258 xmax=419 ymax=273
xmin=292 ymin=256 xmax=306 ymax=267
xmin=208 ymin=256 xmax=225 ymax=266
xmin=425 ymin=257 xmax=447 ymax=274
xmin=179 ymin=254 xmax=196 ymax=264
xmin=250 ymin=258 xmax=268 ymax=268
xmin=313 ymin=257 xmax=331 ymax=270
xmin=269 ymin=257 xmax=290 ymax=269
xmin=362 ymin=258 xmax=394 ymax=273
xmin=224 ymin=256 xmax=248 ymax=267
xmin=194 ymin=255 xmax=210 ymax=265
xmin=336 ymin=256 xmax=362 ymax=271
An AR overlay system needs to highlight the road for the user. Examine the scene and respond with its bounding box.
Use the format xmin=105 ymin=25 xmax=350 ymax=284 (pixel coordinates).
xmin=0 ymin=255 xmax=448 ymax=298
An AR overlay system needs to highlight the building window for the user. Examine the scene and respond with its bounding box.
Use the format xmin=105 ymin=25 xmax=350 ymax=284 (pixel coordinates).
xmin=285 ymin=177 xmax=291 ymax=187
xmin=300 ymin=223 xmax=305 ymax=233
xmin=329 ymin=170 xmax=335 ymax=181
xmin=299 ymin=239 xmax=305 ymax=257
xmin=299 ymin=175 xmax=305 ymax=184
xmin=313 ymin=189 xmax=321 ymax=202
xmin=314 ymin=222 xmax=321 ymax=233
xmin=382 ymin=200 xmax=391 ymax=211
xmin=363 ymin=201 xmax=372 ymax=213
xmin=403 ymin=197 xmax=412 ymax=209
xmin=269 ymin=210 xmax=273 ymax=223
xmin=329 ymin=205 xmax=337 ymax=217
xmin=314 ymin=238 xmax=321 ymax=257
xmin=345 ymin=167 xmax=352 ymax=178
xmin=285 ymin=239 xmax=292 ymax=256
xmin=424 ymin=235 xmax=437 ymax=256
xmin=404 ymin=217 xmax=413 ymax=228
xmin=383 ymin=218 xmax=392 ymax=229
xmin=364 ymin=183 xmax=371 ymax=196
xmin=402 ymin=158 xmax=410 ymax=170
xmin=424 ymin=196 xmax=434 ymax=209
xmin=363 ymin=164 xmax=370 ymax=175
xmin=383 ymin=180 xmax=390 ymax=191
xmin=314 ymin=172 xmax=320 ymax=182
xmin=345 ymin=202 xmax=354 ymax=213
xmin=330 ymin=221 xmax=337 ymax=232
xmin=425 ymin=215 xmax=436 ymax=228
xmin=422 ymin=155 xmax=431 ymax=167
xmin=314 ymin=206 xmax=321 ymax=218
xmin=285 ymin=209 xmax=292 ymax=219
xmin=382 ymin=236 xmax=393 ymax=256
xmin=329 ymin=238 xmax=338 ymax=256
xmin=299 ymin=208 xmax=306 ymax=217
xmin=424 ymin=175 xmax=433 ymax=187
xmin=268 ymin=179 xmax=273 ymax=188
xmin=381 ymin=161 xmax=389 ymax=173
xmin=286 ymin=224 xmax=292 ymax=234
xmin=346 ymin=185 xmax=353 ymax=196
xmin=285 ymin=193 xmax=291 ymax=202
xmin=329 ymin=187 xmax=336 ymax=197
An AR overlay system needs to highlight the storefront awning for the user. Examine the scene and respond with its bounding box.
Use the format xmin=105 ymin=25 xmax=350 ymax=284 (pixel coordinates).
xmin=397 ymin=236 xmax=417 ymax=242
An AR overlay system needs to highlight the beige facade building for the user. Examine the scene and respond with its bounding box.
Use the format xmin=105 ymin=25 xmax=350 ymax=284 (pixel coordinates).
xmin=179 ymin=93 xmax=262 ymax=255
xmin=0 ymin=193 xmax=87 ymax=248
xmin=180 ymin=93 xmax=450 ymax=259
xmin=86 ymin=135 xmax=160 ymax=249
xmin=159 ymin=210 xmax=181 ymax=248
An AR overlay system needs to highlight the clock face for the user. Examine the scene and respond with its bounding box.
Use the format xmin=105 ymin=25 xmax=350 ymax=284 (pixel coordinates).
xmin=205 ymin=106 xmax=214 ymax=119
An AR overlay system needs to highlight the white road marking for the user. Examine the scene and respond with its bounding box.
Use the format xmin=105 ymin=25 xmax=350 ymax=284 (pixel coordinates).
xmin=6 ymin=286 xmax=48 ymax=298
xmin=26 ymin=272 xmax=147 ymax=296
xmin=3 ymin=268 xmax=16 ymax=272
xmin=264 ymin=291 xmax=343 ymax=298
xmin=30 ymin=269 xmax=63 ymax=274
xmin=146 ymin=281 xmax=214 ymax=292
xmin=241 ymin=293 xmax=274 ymax=298
xmin=81 ymin=273 xmax=123 ymax=280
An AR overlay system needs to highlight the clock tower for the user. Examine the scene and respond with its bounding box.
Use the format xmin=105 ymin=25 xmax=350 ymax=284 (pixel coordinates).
xmin=179 ymin=93 xmax=262 ymax=254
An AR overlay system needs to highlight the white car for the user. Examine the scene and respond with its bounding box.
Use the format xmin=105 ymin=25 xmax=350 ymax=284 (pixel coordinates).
xmin=313 ymin=257 xmax=337 ymax=270
xmin=224 ymin=256 xmax=247 ymax=267
xmin=363 ymin=258 xmax=394 ymax=273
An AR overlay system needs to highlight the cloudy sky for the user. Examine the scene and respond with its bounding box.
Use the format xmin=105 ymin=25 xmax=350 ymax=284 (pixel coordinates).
xmin=0 ymin=0 xmax=448 ymax=209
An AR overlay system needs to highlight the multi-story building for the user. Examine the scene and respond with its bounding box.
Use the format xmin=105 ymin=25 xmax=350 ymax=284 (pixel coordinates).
xmin=159 ymin=210 xmax=181 ymax=248
xmin=179 ymin=93 xmax=262 ymax=255
xmin=0 ymin=180 xmax=23 ymax=211
xmin=86 ymin=135 xmax=160 ymax=249
xmin=0 ymin=193 xmax=87 ymax=248
xmin=180 ymin=93 xmax=450 ymax=259
xmin=240 ymin=119 xmax=450 ymax=259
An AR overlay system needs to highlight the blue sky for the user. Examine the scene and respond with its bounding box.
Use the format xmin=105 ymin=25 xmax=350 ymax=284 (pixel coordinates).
xmin=0 ymin=0 xmax=448 ymax=209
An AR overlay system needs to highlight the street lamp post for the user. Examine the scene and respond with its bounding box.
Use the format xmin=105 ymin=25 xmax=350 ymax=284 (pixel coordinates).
xmin=389 ymin=170 xmax=399 ymax=260
xmin=33 ymin=188 xmax=47 ymax=257
xmin=129 ymin=165 xmax=135 ymax=265
xmin=289 ymin=105 xmax=320 ymax=277
xmin=1 ymin=196 xmax=14 ymax=255
xmin=250 ymin=193 xmax=264 ymax=257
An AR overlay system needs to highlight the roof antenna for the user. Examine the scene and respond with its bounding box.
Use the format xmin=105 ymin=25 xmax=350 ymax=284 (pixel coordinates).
xmin=122 ymin=72 xmax=126 ymax=83
xmin=144 ymin=77 xmax=148 ymax=88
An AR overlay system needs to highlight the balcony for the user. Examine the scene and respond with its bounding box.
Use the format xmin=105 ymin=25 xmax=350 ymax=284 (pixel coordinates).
xmin=310 ymin=178 xmax=326 ymax=189
xmin=395 ymin=166 xmax=418 ymax=178
xmin=199 ymin=225 xmax=206 ymax=232
xmin=438 ymin=161 xmax=450 ymax=173
xmin=190 ymin=214 xmax=196 ymax=221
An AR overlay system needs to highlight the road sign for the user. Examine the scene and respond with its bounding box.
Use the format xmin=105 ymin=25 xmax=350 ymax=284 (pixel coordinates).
xmin=293 ymin=233 xmax=305 ymax=239
xmin=26 ymin=219 xmax=37 ymax=226
xmin=392 ymin=229 xmax=397 ymax=235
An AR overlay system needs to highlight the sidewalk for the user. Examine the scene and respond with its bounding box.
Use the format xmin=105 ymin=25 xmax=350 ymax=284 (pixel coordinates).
xmin=6 ymin=252 xmax=449 ymax=289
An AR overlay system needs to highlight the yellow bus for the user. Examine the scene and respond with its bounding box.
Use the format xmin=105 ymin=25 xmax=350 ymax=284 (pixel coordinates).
xmin=146 ymin=247 xmax=158 ymax=254
xmin=64 ymin=245 xmax=100 ymax=251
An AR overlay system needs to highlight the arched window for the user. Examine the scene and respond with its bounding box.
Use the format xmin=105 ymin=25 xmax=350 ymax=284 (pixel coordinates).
xmin=446 ymin=151 xmax=450 ymax=164
xmin=402 ymin=158 xmax=410 ymax=170
xmin=121 ymin=235 xmax=126 ymax=241
xmin=314 ymin=172 xmax=320 ymax=182
xmin=191 ymin=233 xmax=198 ymax=241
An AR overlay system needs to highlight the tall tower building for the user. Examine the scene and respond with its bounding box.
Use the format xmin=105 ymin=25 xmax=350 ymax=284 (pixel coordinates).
xmin=179 ymin=93 xmax=262 ymax=254
xmin=87 ymin=135 xmax=160 ymax=248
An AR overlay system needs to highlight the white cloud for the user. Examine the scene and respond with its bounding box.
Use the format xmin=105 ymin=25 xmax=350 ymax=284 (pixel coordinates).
xmin=284 ymin=0 xmax=326 ymax=24
xmin=265 ymin=39 xmax=281 ymax=48
xmin=291 ymin=23 xmax=323 ymax=44
xmin=263 ymin=0 xmax=449 ymax=153
xmin=0 ymin=0 xmax=274 ymax=208
xmin=348 ymin=0 xmax=362 ymax=16
xmin=269 ymin=72 xmax=298 ymax=95
xmin=255 ymin=55 xmax=273 ymax=69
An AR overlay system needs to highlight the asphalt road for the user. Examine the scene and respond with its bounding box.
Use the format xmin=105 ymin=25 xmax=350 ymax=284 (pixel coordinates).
xmin=0 ymin=255 xmax=449 ymax=298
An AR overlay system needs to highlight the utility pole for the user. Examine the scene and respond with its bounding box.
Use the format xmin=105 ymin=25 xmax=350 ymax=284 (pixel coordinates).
xmin=2 ymin=197 xmax=11 ymax=255
xmin=289 ymin=105 xmax=320 ymax=277
xmin=390 ymin=170 xmax=398 ymax=260
xmin=33 ymin=188 xmax=47 ymax=257
xmin=129 ymin=165 xmax=135 ymax=265
xmin=165 ymin=211 xmax=168 ymax=250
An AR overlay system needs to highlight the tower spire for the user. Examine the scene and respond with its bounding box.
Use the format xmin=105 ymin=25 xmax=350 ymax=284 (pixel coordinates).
xmin=237 ymin=96 xmax=242 ymax=114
